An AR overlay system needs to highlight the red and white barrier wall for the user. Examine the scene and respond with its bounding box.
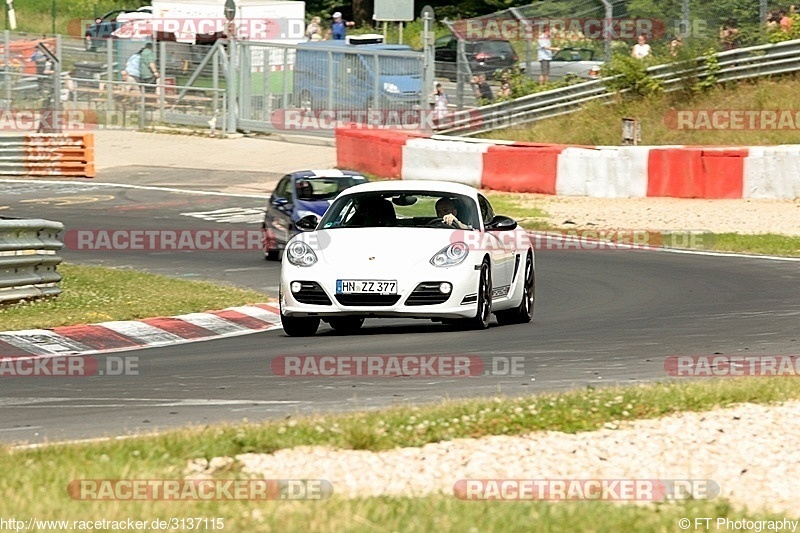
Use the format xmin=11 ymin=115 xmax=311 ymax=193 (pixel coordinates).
xmin=335 ymin=128 xmax=800 ymax=199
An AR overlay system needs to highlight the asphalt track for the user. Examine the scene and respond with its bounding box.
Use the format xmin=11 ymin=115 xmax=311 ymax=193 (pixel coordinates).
xmin=1 ymin=180 xmax=799 ymax=445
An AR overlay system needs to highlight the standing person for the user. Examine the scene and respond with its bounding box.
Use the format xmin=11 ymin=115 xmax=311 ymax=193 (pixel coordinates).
xmin=120 ymin=51 xmax=141 ymax=97
xmin=431 ymin=82 xmax=448 ymax=120
xmin=138 ymin=42 xmax=159 ymax=94
xmin=537 ymin=26 xmax=559 ymax=85
xmin=471 ymin=73 xmax=493 ymax=102
xmin=327 ymin=12 xmax=354 ymax=40
xmin=720 ymin=19 xmax=740 ymax=50
xmin=631 ymin=34 xmax=651 ymax=59
xmin=670 ymin=35 xmax=683 ymax=57
xmin=305 ymin=16 xmax=323 ymax=41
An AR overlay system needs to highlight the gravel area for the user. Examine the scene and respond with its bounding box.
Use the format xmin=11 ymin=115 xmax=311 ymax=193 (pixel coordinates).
xmin=505 ymin=194 xmax=800 ymax=237
xmin=187 ymin=402 xmax=800 ymax=515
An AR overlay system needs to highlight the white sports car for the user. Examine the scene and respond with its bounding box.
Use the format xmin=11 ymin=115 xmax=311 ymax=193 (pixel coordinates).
xmin=279 ymin=180 xmax=535 ymax=336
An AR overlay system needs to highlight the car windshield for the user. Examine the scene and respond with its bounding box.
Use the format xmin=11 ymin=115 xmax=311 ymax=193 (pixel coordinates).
xmin=379 ymin=57 xmax=422 ymax=76
xmin=295 ymin=177 xmax=366 ymax=201
xmin=318 ymin=191 xmax=480 ymax=229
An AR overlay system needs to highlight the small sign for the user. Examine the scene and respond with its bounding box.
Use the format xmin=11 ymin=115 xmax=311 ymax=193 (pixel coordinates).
xmin=374 ymin=0 xmax=414 ymax=22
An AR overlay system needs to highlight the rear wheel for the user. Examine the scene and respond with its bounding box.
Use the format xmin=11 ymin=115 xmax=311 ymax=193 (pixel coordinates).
xmin=327 ymin=317 xmax=365 ymax=334
xmin=281 ymin=313 xmax=320 ymax=337
xmin=496 ymin=251 xmax=534 ymax=325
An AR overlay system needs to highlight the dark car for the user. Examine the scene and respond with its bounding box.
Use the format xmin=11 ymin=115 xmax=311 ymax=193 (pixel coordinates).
xmin=263 ymin=170 xmax=367 ymax=260
xmin=434 ymin=35 xmax=518 ymax=81
xmin=84 ymin=7 xmax=152 ymax=51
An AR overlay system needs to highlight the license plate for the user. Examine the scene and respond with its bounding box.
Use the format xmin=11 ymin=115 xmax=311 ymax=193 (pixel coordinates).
xmin=336 ymin=279 xmax=397 ymax=294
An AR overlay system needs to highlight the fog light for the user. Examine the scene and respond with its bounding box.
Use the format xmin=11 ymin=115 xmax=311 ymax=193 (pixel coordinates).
xmin=439 ymin=282 xmax=452 ymax=294
xmin=291 ymin=281 xmax=302 ymax=293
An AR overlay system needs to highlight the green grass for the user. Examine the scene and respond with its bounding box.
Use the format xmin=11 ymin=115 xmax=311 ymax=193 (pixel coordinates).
xmin=2 ymin=378 xmax=799 ymax=527
xmin=480 ymin=74 xmax=800 ymax=146
xmin=0 ymin=263 xmax=269 ymax=330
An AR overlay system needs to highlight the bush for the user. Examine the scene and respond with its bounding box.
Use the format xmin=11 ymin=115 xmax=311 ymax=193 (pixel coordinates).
xmin=601 ymin=54 xmax=663 ymax=97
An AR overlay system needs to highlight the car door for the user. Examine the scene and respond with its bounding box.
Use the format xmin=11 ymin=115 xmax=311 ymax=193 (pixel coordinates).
xmin=434 ymin=35 xmax=457 ymax=79
xmin=266 ymin=175 xmax=295 ymax=248
xmin=478 ymin=195 xmax=514 ymax=298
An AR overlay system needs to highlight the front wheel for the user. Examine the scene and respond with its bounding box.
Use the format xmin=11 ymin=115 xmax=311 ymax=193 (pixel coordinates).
xmin=463 ymin=259 xmax=492 ymax=330
xmin=281 ymin=313 xmax=320 ymax=337
xmin=496 ymin=251 xmax=534 ymax=325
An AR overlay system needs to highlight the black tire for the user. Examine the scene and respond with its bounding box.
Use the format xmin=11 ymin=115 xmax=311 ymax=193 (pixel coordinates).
xmin=281 ymin=313 xmax=320 ymax=337
xmin=496 ymin=251 xmax=535 ymax=326
xmin=464 ymin=259 xmax=492 ymax=330
xmin=265 ymin=249 xmax=279 ymax=261
xmin=327 ymin=316 xmax=365 ymax=334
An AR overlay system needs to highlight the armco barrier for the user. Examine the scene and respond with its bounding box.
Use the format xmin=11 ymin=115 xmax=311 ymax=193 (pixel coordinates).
xmin=0 ymin=133 xmax=95 ymax=178
xmin=0 ymin=218 xmax=64 ymax=304
xmin=335 ymin=129 xmax=800 ymax=199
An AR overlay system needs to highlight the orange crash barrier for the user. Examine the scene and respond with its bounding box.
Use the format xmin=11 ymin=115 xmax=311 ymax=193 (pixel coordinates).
xmin=0 ymin=133 xmax=95 ymax=178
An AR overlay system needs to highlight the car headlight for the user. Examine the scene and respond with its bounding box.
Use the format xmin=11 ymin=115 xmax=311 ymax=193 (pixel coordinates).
xmin=286 ymin=240 xmax=318 ymax=267
xmin=430 ymin=242 xmax=468 ymax=267
xmin=383 ymin=82 xmax=400 ymax=94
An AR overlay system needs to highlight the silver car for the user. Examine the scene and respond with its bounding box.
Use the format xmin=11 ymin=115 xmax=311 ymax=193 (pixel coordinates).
xmin=525 ymin=47 xmax=603 ymax=81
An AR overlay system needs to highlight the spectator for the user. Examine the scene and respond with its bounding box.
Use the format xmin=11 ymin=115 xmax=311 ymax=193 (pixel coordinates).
xmin=499 ymin=72 xmax=511 ymax=97
xmin=305 ymin=16 xmax=323 ymax=41
xmin=537 ymin=26 xmax=559 ymax=85
xmin=431 ymin=82 xmax=449 ymax=120
xmin=631 ymin=34 xmax=651 ymax=59
xmin=138 ymin=42 xmax=159 ymax=94
xmin=767 ymin=10 xmax=782 ymax=31
xmin=670 ymin=35 xmax=683 ymax=57
xmin=720 ymin=19 xmax=740 ymax=50
xmin=327 ymin=12 xmax=354 ymax=41
xmin=471 ymin=73 xmax=493 ymax=102
xmin=780 ymin=10 xmax=793 ymax=32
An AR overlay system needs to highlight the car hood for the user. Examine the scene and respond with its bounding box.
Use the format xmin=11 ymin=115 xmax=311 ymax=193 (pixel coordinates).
xmin=314 ymin=227 xmax=461 ymax=268
xmin=380 ymin=74 xmax=422 ymax=93
xmin=295 ymin=199 xmax=332 ymax=217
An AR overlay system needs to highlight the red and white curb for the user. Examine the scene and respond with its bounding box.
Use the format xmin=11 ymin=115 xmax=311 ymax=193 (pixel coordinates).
xmin=0 ymin=303 xmax=282 ymax=359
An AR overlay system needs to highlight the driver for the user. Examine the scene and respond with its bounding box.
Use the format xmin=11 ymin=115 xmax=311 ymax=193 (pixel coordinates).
xmin=435 ymin=198 xmax=472 ymax=230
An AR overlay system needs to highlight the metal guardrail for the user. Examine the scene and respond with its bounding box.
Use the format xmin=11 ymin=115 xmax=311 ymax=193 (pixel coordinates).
xmin=436 ymin=39 xmax=800 ymax=136
xmin=0 ymin=218 xmax=64 ymax=304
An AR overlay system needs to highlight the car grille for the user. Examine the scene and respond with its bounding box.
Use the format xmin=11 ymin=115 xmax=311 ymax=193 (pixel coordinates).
xmin=405 ymin=282 xmax=451 ymax=306
xmin=292 ymin=281 xmax=331 ymax=305
xmin=335 ymin=294 xmax=401 ymax=306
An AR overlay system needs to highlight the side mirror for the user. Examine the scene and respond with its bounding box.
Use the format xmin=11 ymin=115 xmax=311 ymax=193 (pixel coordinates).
xmin=486 ymin=215 xmax=517 ymax=231
xmin=272 ymin=197 xmax=289 ymax=208
xmin=296 ymin=214 xmax=319 ymax=232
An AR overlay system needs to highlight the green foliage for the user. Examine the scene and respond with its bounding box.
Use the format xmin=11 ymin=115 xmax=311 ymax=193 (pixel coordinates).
xmin=693 ymin=49 xmax=721 ymax=92
xmin=601 ymin=54 xmax=663 ymax=97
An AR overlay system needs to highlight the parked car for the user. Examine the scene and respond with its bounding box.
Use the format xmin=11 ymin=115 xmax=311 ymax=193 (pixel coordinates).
xmin=525 ymin=47 xmax=603 ymax=81
xmin=84 ymin=6 xmax=153 ymax=51
xmin=263 ymin=170 xmax=367 ymax=260
xmin=279 ymin=180 xmax=535 ymax=336
xmin=434 ymin=35 xmax=518 ymax=81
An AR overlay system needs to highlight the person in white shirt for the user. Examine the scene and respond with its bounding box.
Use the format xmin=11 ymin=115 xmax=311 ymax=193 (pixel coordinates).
xmin=631 ymin=34 xmax=651 ymax=59
xmin=537 ymin=27 xmax=559 ymax=85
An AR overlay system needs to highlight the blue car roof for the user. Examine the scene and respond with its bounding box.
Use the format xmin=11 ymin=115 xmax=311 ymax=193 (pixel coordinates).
xmin=295 ymin=41 xmax=413 ymax=52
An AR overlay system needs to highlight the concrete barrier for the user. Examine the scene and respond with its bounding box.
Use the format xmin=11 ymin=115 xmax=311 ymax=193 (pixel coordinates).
xmin=335 ymin=129 xmax=800 ymax=199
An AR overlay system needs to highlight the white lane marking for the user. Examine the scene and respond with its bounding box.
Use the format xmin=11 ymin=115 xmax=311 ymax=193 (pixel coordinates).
xmin=169 ymin=313 xmax=252 ymax=335
xmin=0 ymin=330 xmax=92 ymax=356
xmin=0 ymin=179 xmax=270 ymax=199
xmin=96 ymin=322 xmax=184 ymax=346
xmin=181 ymin=207 xmax=265 ymax=224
